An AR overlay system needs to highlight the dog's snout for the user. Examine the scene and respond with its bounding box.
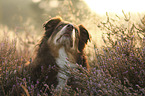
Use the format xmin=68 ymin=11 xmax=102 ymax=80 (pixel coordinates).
xmin=64 ymin=24 xmax=74 ymax=34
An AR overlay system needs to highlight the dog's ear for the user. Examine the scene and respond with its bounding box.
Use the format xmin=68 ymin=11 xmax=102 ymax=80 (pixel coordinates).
xmin=43 ymin=17 xmax=62 ymax=38
xmin=78 ymin=25 xmax=91 ymax=52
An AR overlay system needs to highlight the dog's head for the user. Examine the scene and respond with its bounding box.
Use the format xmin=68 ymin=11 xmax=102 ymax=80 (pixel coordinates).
xmin=43 ymin=17 xmax=91 ymax=52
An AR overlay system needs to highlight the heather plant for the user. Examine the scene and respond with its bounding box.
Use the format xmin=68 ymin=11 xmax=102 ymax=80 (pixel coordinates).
xmin=50 ymin=64 xmax=144 ymax=95
xmin=96 ymin=12 xmax=145 ymax=91
xmin=0 ymin=31 xmax=35 ymax=95
xmin=0 ymin=32 xmax=23 ymax=95
xmin=0 ymin=13 xmax=145 ymax=95
xmin=60 ymin=13 xmax=145 ymax=95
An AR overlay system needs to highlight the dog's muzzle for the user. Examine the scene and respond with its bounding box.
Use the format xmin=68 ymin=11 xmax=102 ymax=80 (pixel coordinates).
xmin=54 ymin=24 xmax=76 ymax=48
xmin=63 ymin=24 xmax=74 ymax=37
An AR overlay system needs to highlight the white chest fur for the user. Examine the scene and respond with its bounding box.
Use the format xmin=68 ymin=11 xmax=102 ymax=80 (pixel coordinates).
xmin=56 ymin=47 xmax=76 ymax=88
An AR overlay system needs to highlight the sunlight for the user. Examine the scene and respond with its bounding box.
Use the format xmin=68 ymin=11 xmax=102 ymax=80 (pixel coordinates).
xmin=84 ymin=0 xmax=145 ymax=15
xmin=32 ymin=0 xmax=41 ymax=3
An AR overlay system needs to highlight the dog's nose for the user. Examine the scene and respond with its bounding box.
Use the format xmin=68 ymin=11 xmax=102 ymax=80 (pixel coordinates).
xmin=67 ymin=24 xmax=73 ymax=29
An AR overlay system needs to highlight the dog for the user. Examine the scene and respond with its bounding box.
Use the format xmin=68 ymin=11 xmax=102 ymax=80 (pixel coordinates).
xmin=28 ymin=16 xmax=91 ymax=92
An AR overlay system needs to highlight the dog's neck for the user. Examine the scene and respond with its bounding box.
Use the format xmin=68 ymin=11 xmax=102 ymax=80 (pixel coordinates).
xmin=56 ymin=47 xmax=77 ymax=68
xmin=56 ymin=47 xmax=77 ymax=88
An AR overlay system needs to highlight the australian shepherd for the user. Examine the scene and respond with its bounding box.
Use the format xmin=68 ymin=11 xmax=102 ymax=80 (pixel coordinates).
xmin=28 ymin=17 xmax=91 ymax=92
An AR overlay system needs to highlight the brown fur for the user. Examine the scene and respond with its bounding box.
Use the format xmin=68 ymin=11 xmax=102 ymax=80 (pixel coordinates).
xmin=27 ymin=17 xmax=91 ymax=93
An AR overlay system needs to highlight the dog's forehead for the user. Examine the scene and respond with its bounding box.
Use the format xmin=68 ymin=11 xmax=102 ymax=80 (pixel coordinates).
xmin=57 ymin=21 xmax=67 ymax=26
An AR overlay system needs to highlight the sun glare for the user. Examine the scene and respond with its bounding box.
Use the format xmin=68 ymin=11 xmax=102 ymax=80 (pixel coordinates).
xmin=84 ymin=0 xmax=145 ymax=15
xmin=32 ymin=0 xmax=41 ymax=3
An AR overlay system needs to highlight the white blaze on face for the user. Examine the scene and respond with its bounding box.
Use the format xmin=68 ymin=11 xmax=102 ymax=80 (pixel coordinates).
xmin=72 ymin=28 xmax=76 ymax=49
xmin=54 ymin=25 xmax=68 ymax=45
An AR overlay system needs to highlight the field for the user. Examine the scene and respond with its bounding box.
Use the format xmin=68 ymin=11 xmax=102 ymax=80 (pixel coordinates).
xmin=0 ymin=12 xmax=145 ymax=96
xmin=0 ymin=1 xmax=145 ymax=96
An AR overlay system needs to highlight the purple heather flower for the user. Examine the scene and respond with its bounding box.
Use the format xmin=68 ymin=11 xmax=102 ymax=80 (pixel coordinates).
xmin=108 ymin=58 xmax=112 ymax=61
xmin=123 ymin=71 xmax=128 ymax=74
xmin=46 ymin=76 xmax=48 ymax=79
xmin=41 ymin=66 xmax=43 ymax=70
xmin=135 ymin=71 xmax=138 ymax=74
xmin=40 ymin=90 xmax=42 ymax=93
xmin=23 ymin=78 xmax=26 ymax=81
xmin=122 ymin=54 xmax=126 ymax=56
xmin=130 ymin=53 xmax=134 ymax=56
xmin=31 ymin=85 xmax=34 ymax=89
xmin=117 ymin=47 xmax=120 ymax=49
xmin=44 ymin=84 xmax=49 ymax=87
xmin=116 ymin=58 xmax=120 ymax=60
xmin=12 ymin=85 xmax=16 ymax=92
xmin=28 ymin=86 xmax=30 ymax=90
xmin=37 ymin=80 xmax=39 ymax=84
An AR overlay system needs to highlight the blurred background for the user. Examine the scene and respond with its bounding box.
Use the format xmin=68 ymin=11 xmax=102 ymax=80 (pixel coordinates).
xmin=0 ymin=0 xmax=145 ymax=49
xmin=0 ymin=0 xmax=95 ymax=31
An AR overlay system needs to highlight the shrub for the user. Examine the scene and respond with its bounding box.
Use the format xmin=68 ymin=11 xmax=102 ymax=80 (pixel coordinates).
xmin=96 ymin=12 xmax=145 ymax=91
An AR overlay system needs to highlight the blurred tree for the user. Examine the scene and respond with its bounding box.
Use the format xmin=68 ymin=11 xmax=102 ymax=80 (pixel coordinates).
xmin=0 ymin=0 xmax=92 ymax=32
xmin=0 ymin=0 xmax=33 ymax=28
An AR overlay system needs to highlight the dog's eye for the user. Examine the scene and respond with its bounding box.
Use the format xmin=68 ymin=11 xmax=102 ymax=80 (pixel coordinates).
xmin=58 ymin=25 xmax=63 ymax=28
